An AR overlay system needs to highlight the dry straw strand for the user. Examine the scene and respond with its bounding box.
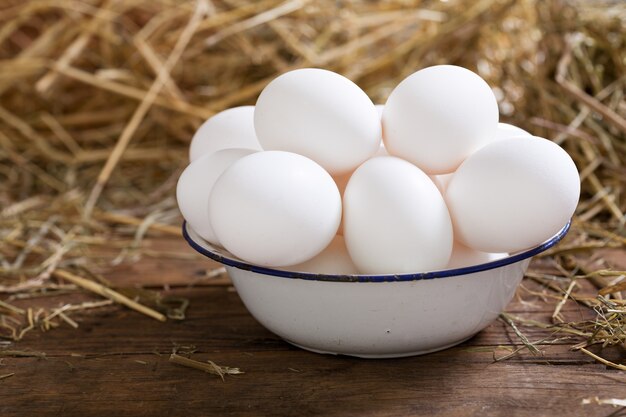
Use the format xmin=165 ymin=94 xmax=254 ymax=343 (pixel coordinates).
xmin=83 ymin=0 xmax=211 ymax=217
xmin=52 ymin=270 xmax=166 ymax=322
xmin=0 ymin=0 xmax=623 ymax=362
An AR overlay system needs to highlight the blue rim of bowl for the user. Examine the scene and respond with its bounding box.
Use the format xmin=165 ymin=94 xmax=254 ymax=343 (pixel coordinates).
xmin=183 ymin=220 xmax=570 ymax=283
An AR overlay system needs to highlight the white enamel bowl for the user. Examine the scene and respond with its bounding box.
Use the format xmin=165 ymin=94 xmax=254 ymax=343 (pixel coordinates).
xmin=184 ymin=222 xmax=570 ymax=358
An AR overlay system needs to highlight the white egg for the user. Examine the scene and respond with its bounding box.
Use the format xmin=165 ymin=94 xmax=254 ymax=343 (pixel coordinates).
xmin=281 ymin=235 xmax=357 ymax=275
xmin=375 ymin=145 xmax=388 ymax=157
xmin=209 ymin=151 xmax=342 ymax=267
xmin=176 ymin=148 xmax=256 ymax=244
xmin=375 ymin=104 xmax=384 ymax=118
xmin=429 ymin=175 xmax=445 ymax=195
xmin=333 ymin=172 xmax=351 ymax=196
xmin=374 ymin=104 xmax=388 ymax=156
xmin=434 ymin=173 xmax=454 ymax=194
xmin=189 ymin=106 xmax=262 ymax=162
xmin=332 ymin=171 xmax=353 ymax=236
xmin=343 ymin=156 xmax=453 ymax=274
xmin=495 ymin=122 xmax=531 ymax=140
xmin=254 ymin=68 xmax=381 ymax=175
xmin=445 ymin=136 xmax=580 ymax=253
xmin=383 ymin=65 xmax=498 ymax=174
xmin=446 ymin=241 xmax=507 ymax=269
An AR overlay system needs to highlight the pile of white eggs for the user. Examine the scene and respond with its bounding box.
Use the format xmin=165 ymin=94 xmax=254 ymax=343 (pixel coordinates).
xmin=177 ymin=65 xmax=580 ymax=275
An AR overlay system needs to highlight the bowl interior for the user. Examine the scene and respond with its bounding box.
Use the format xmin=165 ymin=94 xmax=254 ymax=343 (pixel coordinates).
xmin=183 ymin=221 xmax=570 ymax=283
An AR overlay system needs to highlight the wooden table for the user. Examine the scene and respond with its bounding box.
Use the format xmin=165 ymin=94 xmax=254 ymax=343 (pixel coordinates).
xmin=1 ymin=237 xmax=625 ymax=417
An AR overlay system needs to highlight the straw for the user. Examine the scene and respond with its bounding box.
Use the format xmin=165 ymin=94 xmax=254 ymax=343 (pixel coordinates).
xmin=0 ymin=0 xmax=623 ymax=370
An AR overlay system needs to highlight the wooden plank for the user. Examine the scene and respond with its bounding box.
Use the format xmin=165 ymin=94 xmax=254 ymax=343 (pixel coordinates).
xmin=102 ymin=237 xmax=229 ymax=287
xmin=1 ymin=348 xmax=624 ymax=417
xmin=5 ymin=283 xmax=607 ymax=355
xmin=2 ymin=238 xmax=624 ymax=417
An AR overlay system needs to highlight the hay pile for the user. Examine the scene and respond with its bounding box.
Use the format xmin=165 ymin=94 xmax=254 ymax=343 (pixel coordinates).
xmin=0 ymin=0 xmax=624 ymax=364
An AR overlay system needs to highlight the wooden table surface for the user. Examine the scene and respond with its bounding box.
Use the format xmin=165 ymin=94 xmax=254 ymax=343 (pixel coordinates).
xmin=1 ymin=237 xmax=625 ymax=417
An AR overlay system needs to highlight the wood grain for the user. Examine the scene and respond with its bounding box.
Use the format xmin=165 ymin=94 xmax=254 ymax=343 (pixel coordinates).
xmin=1 ymin=238 xmax=624 ymax=417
